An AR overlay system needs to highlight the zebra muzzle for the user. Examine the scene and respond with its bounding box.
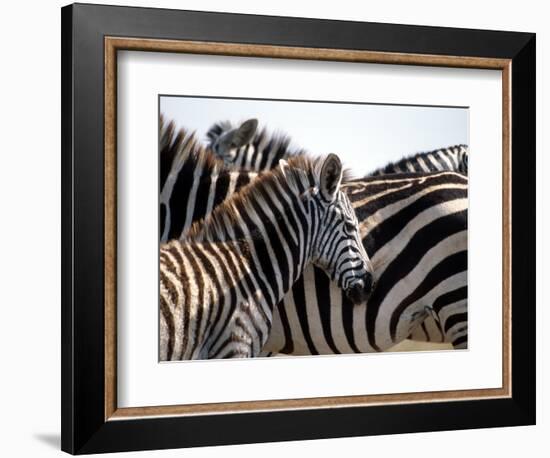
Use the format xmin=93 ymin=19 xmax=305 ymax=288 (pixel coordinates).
xmin=345 ymin=274 xmax=374 ymax=305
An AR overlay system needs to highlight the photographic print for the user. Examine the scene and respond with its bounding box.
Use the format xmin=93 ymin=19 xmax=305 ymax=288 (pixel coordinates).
xmin=158 ymin=96 xmax=468 ymax=361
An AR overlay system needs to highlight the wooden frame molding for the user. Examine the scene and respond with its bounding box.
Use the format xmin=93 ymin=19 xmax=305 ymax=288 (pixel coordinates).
xmin=104 ymin=36 xmax=512 ymax=421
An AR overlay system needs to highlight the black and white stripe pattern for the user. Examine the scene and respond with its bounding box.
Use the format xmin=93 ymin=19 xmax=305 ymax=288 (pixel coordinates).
xmin=160 ymin=118 xmax=468 ymax=354
xmin=263 ymin=171 xmax=468 ymax=354
xmin=160 ymin=151 xmax=374 ymax=360
xmin=370 ymin=145 xmax=468 ymax=176
xmin=206 ymin=119 xmax=302 ymax=171
xmin=160 ymin=118 xmax=259 ymax=243
xmin=204 ymin=122 xmax=469 ymax=350
xmin=366 ymin=144 xmax=468 ymax=346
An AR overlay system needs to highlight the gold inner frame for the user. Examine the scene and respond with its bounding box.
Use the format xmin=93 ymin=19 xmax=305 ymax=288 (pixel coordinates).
xmin=104 ymin=37 xmax=512 ymax=421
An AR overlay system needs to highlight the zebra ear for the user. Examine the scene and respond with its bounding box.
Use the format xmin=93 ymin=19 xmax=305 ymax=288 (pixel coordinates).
xmin=319 ymin=154 xmax=343 ymax=202
xmin=230 ymin=118 xmax=258 ymax=147
xmin=279 ymin=159 xmax=289 ymax=175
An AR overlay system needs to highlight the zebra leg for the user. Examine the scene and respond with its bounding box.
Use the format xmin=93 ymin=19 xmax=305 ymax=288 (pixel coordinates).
xmin=213 ymin=301 xmax=272 ymax=358
xmin=408 ymin=296 xmax=467 ymax=350
xmin=406 ymin=314 xmax=467 ymax=350
xmin=408 ymin=315 xmax=445 ymax=343
xmin=434 ymin=297 xmax=468 ymax=349
xmin=408 ymin=316 xmax=467 ymax=349
xmin=216 ymin=329 xmax=255 ymax=358
xmin=443 ymin=319 xmax=468 ymax=349
xmin=208 ymin=316 xmax=256 ymax=358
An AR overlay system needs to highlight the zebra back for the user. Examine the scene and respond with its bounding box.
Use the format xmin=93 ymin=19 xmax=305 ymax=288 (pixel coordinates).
xmin=369 ymin=145 xmax=468 ymax=176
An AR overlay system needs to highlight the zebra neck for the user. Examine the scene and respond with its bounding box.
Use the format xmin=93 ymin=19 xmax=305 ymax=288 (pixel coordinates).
xmin=189 ymin=184 xmax=316 ymax=308
xmin=161 ymin=165 xmax=256 ymax=242
xmin=233 ymin=144 xmax=258 ymax=170
xmin=235 ymin=222 xmax=311 ymax=310
xmin=183 ymin=233 xmax=308 ymax=317
xmin=233 ymin=138 xmax=290 ymax=171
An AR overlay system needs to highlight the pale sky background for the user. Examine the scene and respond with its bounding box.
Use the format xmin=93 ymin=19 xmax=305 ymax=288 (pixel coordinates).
xmin=160 ymin=96 xmax=468 ymax=177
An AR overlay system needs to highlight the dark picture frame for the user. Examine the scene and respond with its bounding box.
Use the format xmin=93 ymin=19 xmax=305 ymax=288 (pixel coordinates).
xmin=61 ymin=3 xmax=535 ymax=454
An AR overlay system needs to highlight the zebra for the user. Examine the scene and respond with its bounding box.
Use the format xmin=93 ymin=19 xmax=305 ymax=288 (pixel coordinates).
xmin=364 ymin=145 xmax=468 ymax=347
xmin=263 ymin=171 xmax=468 ymax=355
xmin=368 ymin=145 xmax=468 ymax=176
xmin=206 ymin=118 xmax=303 ymax=171
xmin=160 ymin=118 xmax=259 ymax=243
xmin=159 ymin=150 xmax=375 ymax=360
xmin=160 ymin=118 xmax=467 ymax=353
xmin=207 ymin=118 xmax=468 ymax=177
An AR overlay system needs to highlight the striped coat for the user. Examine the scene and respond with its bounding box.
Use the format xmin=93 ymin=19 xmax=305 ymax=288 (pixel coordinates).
xmin=160 ymin=153 xmax=374 ymax=360
xmin=160 ymin=118 xmax=467 ymax=354
xmin=204 ymin=119 xmax=469 ymax=350
xmin=263 ymin=171 xmax=467 ymax=354
xmin=370 ymin=145 xmax=468 ymax=176
xmin=160 ymin=119 xmax=258 ymax=243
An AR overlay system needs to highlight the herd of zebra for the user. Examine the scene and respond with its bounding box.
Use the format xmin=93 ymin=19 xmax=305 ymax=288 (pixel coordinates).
xmin=159 ymin=115 xmax=468 ymax=360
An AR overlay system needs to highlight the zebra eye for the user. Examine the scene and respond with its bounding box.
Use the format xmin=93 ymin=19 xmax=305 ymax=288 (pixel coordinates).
xmin=345 ymin=222 xmax=356 ymax=233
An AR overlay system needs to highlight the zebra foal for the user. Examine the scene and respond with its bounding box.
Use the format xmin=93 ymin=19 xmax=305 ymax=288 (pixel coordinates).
xmin=160 ymin=149 xmax=374 ymax=360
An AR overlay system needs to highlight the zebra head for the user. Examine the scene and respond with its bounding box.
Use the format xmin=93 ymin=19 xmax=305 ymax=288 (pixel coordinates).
xmin=207 ymin=118 xmax=258 ymax=166
xmin=308 ymin=154 xmax=375 ymax=304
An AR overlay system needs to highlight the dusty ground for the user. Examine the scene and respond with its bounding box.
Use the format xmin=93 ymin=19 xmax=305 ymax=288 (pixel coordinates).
xmin=388 ymin=340 xmax=453 ymax=352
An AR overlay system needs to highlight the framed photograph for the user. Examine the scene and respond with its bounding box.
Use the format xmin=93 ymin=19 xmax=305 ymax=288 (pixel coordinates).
xmin=61 ymin=3 xmax=536 ymax=454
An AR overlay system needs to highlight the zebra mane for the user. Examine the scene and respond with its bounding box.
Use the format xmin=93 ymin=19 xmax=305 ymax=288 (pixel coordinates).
xmin=160 ymin=115 xmax=226 ymax=188
xmin=186 ymin=154 xmax=351 ymax=243
xmin=252 ymin=126 xmax=295 ymax=160
xmin=368 ymin=144 xmax=469 ymax=176
xmin=160 ymin=114 xmax=188 ymax=190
